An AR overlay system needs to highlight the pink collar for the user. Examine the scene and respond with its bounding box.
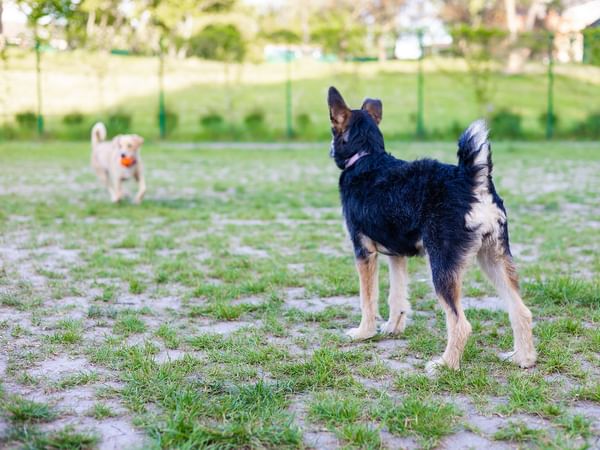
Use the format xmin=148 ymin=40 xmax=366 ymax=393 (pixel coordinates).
xmin=345 ymin=151 xmax=367 ymax=169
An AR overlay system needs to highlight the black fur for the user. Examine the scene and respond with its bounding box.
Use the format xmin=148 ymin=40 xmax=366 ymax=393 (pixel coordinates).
xmin=328 ymin=87 xmax=512 ymax=314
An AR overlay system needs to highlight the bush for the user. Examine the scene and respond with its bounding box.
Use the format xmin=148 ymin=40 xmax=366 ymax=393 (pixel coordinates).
xmin=0 ymin=124 xmax=18 ymax=141
xmin=583 ymin=28 xmax=600 ymax=66
xmin=159 ymin=109 xmax=178 ymax=137
xmin=200 ymin=112 xmax=227 ymax=138
xmin=244 ymin=109 xmax=267 ymax=139
xmin=538 ymin=111 xmax=560 ymax=133
xmin=244 ymin=109 xmax=265 ymax=128
xmin=296 ymin=113 xmax=311 ymax=131
xmin=490 ymin=109 xmax=522 ymax=139
xmin=573 ymin=111 xmax=600 ymax=139
xmin=15 ymin=111 xmax=37 ymax=130
xmin=63 ymin=112 xmax=85 ymax=126
xmin=107 ymin=111 xmax=132 ymax=134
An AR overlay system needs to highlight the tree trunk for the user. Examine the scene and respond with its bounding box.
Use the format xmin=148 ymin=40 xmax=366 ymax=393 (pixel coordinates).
xmin=504 ymin=0 xmax=518 ymax=42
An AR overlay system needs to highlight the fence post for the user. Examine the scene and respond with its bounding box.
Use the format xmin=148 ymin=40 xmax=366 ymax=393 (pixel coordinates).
xmin=546 ymin=32 xmax=554 ymax=139
xmin=416 ymin=29 xmax=425 ymax=139
xmin=285 ymin=49 xmax=293 ymax=138
xmin=158 ymin=38 xmax=166 ymax=139
xmin=35 ymin=38 xmax=44 ymax=136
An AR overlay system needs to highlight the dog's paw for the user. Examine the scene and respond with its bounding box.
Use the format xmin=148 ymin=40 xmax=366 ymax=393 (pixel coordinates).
xmin=499 ymin=350 xmax=536 ymax=369
xmin=345 ymin=327 xmax=377 ymax=341
xmin=380 ymin=316 xmax=407 ymax=335
xmin=425 ymin=358 xmax=445 ymax=377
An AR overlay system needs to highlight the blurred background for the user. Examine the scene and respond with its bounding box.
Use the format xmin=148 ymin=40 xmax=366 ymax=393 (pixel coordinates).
xmin=0 ymin=0 xmax=598 ymax=142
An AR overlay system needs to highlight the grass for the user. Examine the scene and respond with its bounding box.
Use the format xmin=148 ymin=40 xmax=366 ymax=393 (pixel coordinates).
xmin=373 ymin=395 xmax=461 ymax=448
xmin=0 ymin=139 xmax=598 ymax=448
xmin=1 ymin=49 xmax=600 ymax=140
xmin=3 ymin=396 xmax=56 ymax=423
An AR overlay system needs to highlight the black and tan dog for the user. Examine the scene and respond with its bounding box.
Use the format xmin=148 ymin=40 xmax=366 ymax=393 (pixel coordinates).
xmin=327 ymin=86 xmax=536 ymax=374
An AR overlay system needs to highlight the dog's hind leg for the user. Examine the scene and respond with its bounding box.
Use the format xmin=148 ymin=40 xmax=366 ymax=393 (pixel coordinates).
xmin=347 ymin=253 xmax=379 ymax=340
xmin=426 ymin=259 xmax=472 ymax=374
xmin=477 ymin=242 xmax=536 ymax=368
xmin=381 ymin=256 xmax=410 ymax=335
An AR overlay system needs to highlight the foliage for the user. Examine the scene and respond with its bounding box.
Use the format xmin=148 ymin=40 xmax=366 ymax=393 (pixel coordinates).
xmin=188 ymin=24 xmax=246 ymax=63
xmin=107 ymin=111 xmax=132 ymax=134
xmin=490 ymin=109 xmax=522 ymax=139
xmin=310 ymin=14 xmax=366 ymax=60
xmin=263 ymin=29 xmax=301 ymax=45
xmin=538 ymin=111 xmax=559 ymax=133
xmin=451 ymin=25 xmax=507 ymax=114
xmin=573 ymin=111 xmax=600 ymax=139
xmin=15 ymin=111 xmax=37 ymax=129
xmin=200 ymin=112 xmax=227 ymax=138
xmin=160 ymin=109 xmax=179 ymax=136
xmin=63 ymin=112 xmax=85 ymax=126
xmin=583 ymin=28 xmax=600 ymax=66
xmin=243 ymin=109 xmax=265 ymax=128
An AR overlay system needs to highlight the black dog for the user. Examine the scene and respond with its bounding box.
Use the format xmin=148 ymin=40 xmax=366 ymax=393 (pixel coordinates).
xmin=327 ymin=86 xmax=536 ymax=373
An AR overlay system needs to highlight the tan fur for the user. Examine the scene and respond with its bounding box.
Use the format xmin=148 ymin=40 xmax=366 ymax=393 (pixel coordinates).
xmin=426 ymin=273 xmax=472 ymax=373
xmin=347 ymin=253 xmax=379 ymax=340
xmin=381 ymin=256 xmax=410 ymax=335
xmin=478 ymin=245 xmax=536 ymax=368
xmin=90 ymin=122 xmax=146 ymax=204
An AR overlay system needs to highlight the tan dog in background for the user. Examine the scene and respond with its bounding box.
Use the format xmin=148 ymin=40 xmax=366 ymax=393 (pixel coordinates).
xmin=91 ymin=122 xmax=146 ymax=204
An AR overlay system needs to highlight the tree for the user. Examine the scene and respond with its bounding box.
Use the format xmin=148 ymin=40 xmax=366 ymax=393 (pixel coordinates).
xmin=17 ymin=0 xmax=77 ymax=135
xmin=133 ymin=0 xmax=238 ymax=137
xmin=451 ymin=25 xmax=507 ymax=115
xmin=310 ymin=14 xmax=366 ymax=61
xmin=79 ymin=0 xmax=129 ymax=111
xmin=361 ymin=0 xmax=406 ymax=61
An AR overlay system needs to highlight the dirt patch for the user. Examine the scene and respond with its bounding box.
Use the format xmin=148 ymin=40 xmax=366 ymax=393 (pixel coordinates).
xmin=285 ymin=295 xmax=359 ymax=313
xmin=462 ymin=296 xmax=505 ymax=311
xmin=28 ymin=356 xmax=91 ymax=381
xmin=195 ymin=320 xmax=255 ymax=334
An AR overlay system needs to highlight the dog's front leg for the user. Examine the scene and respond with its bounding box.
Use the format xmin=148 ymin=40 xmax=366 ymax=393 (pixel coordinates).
xmin=134 ymin=170 xmax=146 ymax=204
xmin=110 ymin=176 xmax=123 ymax=203
xmin=347 ymin=253 xmax=378 ymax=340
xmin=381 ymin=256 xmax=410 ymax=335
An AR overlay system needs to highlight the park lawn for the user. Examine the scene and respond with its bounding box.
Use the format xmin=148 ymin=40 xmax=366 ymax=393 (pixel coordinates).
xmin=0 ymin=140 xmax=599 ymax=449
xmin=1 ymin=50 xmax=600 ymax=140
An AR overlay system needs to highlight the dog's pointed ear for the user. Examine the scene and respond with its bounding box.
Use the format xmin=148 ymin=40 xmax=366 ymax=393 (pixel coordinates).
xmin=328 ymin=86 xmax=351 ymax=132
xmin=134 ymin=135 xmax=144 ymax=148
xmin=361 ymin=98 xmax=382 ymax=125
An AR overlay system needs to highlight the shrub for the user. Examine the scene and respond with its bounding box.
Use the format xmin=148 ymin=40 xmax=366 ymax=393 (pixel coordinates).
xmin=0 ymin=125 xmax=18 ymax=141
xmin=15 ymin=111 xmax=37 ymax=130
xmin=200 ymin=112 xmax=224 ymax=128
xmin=244 ymin=109 xmax=265 ymax=128
xmin=200 ymin=112 xmax=227 ymax=138
xmin=244 ymin=109 xmax=267 ymax=139
xmin=159 ymin=109 xmax=178 ymax=137
xmin=538 ymin=111 xmax=560 ymax=133
xmin=490 ymin=109 xmax=522 ymax=139
xmin=107 ymin=111 xmax=132 ymax=134
xmin=296 ymin=113 xmax=311 ymax=131
xmin=63 ymin=112 xmax=85 ymax=126
xmin=573 ymin=111 xmax=600 ymax=139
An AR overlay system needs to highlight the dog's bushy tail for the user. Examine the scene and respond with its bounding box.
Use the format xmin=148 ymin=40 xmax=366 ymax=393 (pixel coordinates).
xmin=91 ymin=122 xmax=107 ymax=147
xmin=457 ymin=119 xmax=491 ymax=191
